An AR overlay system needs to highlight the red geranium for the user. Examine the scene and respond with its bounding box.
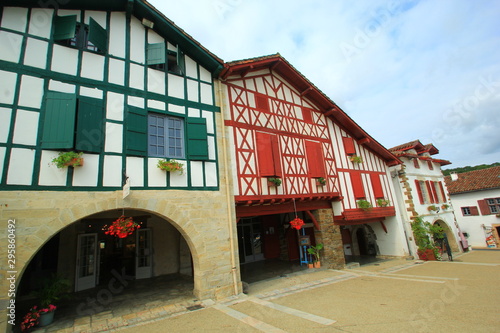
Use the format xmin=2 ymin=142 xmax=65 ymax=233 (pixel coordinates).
xmin=290 ymin=217 xmax=304 ymax=230
xmin=105 ymin=216 xmax=140 ymax=238
xmin=21 ymin=306 xmax=40 ymax=332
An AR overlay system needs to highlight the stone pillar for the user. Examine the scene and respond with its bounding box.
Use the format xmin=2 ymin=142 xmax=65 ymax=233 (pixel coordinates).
xmin=313 ymin=209 xmax=345 ymax=269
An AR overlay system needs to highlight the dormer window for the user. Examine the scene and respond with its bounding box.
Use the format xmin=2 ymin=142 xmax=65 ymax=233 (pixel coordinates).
xmin=147 ymin=43 xmax=185 ymax=75
xmin=53 ymin=16 xmax=107 ymax=54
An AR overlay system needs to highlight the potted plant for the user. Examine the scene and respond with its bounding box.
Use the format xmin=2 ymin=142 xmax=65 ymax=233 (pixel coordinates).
xmin=51 ymin=151 xmax=83 ymax=168
xmin=20 ymin=306 xmax=40 ymax=332
xmin=315 ymin=177 xmax=326 ymax=186
xmin=157 ymin=159 xmax=184 ymax=174
xmin=307 ymin=243 xmax=323 ymax=268
xmin=411 ymin=216 xmax=440 ymax=261
xmin=441 ymin=204 xmax=450 ymax=210
xmin=349 ymin=155 xmax=363 ymax=163
xmin=35 ymin=275 xmax=70 ymax=326
xmin=267 ymin=177 xmax=282 ymax=187
xmin=357 ymin=199 xmax=372 ymax=211
xmin=376 ymin=198 xmax=390 ymax=207
xmin=427 ymin=205 xmax=438 ymax=212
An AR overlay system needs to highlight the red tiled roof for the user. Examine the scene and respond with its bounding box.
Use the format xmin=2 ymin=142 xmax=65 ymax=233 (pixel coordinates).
xmin=389 ymin=140 xmax=449 ymax=165
xmin=444 ymin=166 xmax=500 ymax=194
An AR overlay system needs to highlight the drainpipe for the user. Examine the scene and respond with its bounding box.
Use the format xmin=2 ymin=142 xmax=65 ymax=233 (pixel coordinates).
xmin=216 ymin=80 xmax=239 ymax=295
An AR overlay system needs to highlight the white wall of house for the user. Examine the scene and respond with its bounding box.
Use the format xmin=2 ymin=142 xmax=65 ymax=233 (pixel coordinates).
xmin=450 ymin=188 xmax=500 ymax=248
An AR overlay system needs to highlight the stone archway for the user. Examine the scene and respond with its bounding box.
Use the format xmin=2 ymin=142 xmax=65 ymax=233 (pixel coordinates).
xmin=433 ymin=220 xmax=459 ymax=252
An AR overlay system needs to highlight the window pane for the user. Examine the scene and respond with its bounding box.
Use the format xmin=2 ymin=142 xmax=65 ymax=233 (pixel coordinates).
xmin=487 ymin=199 xmax=495 ymax=204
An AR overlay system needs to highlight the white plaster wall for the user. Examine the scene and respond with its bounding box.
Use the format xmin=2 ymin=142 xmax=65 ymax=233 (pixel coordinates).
xmin=451 ymin=189 xmax=500 ymax=247
xmin=0 ymin=147 xmax=5 ymax=183
xmin=108 ymin=58 xmax=125 ymax=85
xmin=169 ymin=160 xmax=188 ymax=187
xmin=187 ymin=79 xmax=199 ymax=102
xmin=104 ymin=123 xmax=123 ymax=153
xmin=168 ymin=74 xmax=185 ymax=99
xmin=147 ymin=68 xmax=165 ymax=95
xmin=0 ymin=32 xmax=23 ymax=68
xmin=48 ymin=80 xmax=75 ymax=93
xmin=129 ymin=63 xmax=144 ymax=90
xmin=129 ymin=17 xmax=145 ymax=64
xmin=148 ymin=158 xmax=167 ymax=187
xmin=81 ymin=52 xmax=105 ymax=81
xmin=73 ymin=154 xmax=99 ymax=187
xmin=38 ymin=151 xmax=67 ymax=186
xmin=103 ymin=155 xmax=122 ymax=187
xmin=109 ymin=12 xmax=126 ymax=58
xmin=0 ymin=108 xmax=12 ymax=143
xmin=0 ymin=71 xmax=17 ymax=105
xmin=200 ymin=82 xmax=213 ymax=105
xmin=106 ymin=92 xmax=124 ymax=121
xmin=24 ymin=38 xmax=48 ymax=69
xmin=7 ymin=148 xmax=35 ymax=185
xmin=190 ymin=161 xmax=204 ymax=187
xmin=28 ymin=8 xmax=53 ymax=39
xmin=12 ymin=110 xmax=39 ymax=146
xmin=200 ymin=66 xmax=211 ymax=83
xmin=185 ymin=56 xmax=198 ymax=79
xmin=51 ymin=44 xmax=78 ymax=76
xmin=79 ymin=86 xmax=103 ymax=99
xmin=126 ymin=157 xmax=144 ymax=187
xmin=1 ymin=7 xmax=28 ymax=32
xmin=205 ymin=162 xmax=218 ymax=187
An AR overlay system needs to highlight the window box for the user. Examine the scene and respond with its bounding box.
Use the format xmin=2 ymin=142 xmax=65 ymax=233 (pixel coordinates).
xmin=357 ymin=199 xmax=372 ymax=211
xmin=52 ymin=151 xmax=83 ymax=169
xmin=157 ymin=159 xmax=184 ymax=174
xmin=376 ymin=198 xmax=390 ymax=207
xmin=349 ymin=155 xmax=363 ymax=163
xmin=315 ymin=177 xmax=326 ymax=186
xmin=267 ymin=177 xmax=282 ymax=187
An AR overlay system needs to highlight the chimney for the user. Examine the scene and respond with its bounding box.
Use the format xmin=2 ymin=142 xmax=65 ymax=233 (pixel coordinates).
xmin=451 ymin=173 xmax=458 ymax=181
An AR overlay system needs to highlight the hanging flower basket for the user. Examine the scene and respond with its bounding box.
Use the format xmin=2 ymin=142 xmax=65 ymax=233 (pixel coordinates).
xmin=290 ymin=217 xmax=304 ymax=230
xmin=105 ymin=216 xmax=140 ymax=238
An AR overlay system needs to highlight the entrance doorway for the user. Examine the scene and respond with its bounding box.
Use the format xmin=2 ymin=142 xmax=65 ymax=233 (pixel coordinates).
xmin=237 ymin=218 xmax=264 ymax=264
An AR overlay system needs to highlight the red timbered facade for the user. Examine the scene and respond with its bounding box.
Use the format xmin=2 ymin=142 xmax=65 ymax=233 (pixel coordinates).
xmin=220 ymin=55 xmax=407 ymax=268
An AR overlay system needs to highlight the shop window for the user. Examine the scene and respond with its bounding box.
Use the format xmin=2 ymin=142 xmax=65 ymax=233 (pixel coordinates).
xmin=53 ymin=16 xmax=107 ymax=53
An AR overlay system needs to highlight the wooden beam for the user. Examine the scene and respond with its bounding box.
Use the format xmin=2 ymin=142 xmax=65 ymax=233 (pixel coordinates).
xmin=305 ymin=210 xmax=321 ymax=231
xmin=300 ymin=86 xmax=313 ymax=96
xmin=240 ymin=65 xmax=254 ymax=78
xmin=358 ymin=137 xmax=371 ymax=145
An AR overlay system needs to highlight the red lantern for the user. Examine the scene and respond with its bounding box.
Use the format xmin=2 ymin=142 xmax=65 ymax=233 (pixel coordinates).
xmin=290 ymin=217 xmax=304 ymax=230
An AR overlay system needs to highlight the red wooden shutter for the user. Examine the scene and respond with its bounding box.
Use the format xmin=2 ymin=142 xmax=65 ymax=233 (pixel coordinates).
xmin=302 ymin=108 xmax=313 ymax=123
xmin=438 ymin=182 xmax=446 ymax=203
xmin=470 ymin=206 xmax=479 ymax=216
xmin=413 ymin=158 xmax=420 ymax=168
xmin=256 ymin=132 xmax=274 ymax=176
xmin=415 ymin=180 xmax=424 ymax=204
xmin=271 ymin=135 xmax=282 ymax=177
xmin=477 ymin=200 xmax=491 ymax=215
xmin=370 ymin=173 xmax=384 ymax=198
xmin=425 ymin=181 xmax=435 ymax=203
xmin=342 ymin=137 xmax=356 ymax=156
xmin=427 ymin=161 xmax=433 ymax=170
xmin=351 ymin=172 xmax=365 ymax=199
xmin=255 ymin=94 xmax=269 ymax=112
xmin=305 ymin=141 xmax=325 ymax=178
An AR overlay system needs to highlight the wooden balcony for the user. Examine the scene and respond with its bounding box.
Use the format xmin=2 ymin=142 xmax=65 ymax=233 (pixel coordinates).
xmin=335 ymin=206 xmax=396 ymax=225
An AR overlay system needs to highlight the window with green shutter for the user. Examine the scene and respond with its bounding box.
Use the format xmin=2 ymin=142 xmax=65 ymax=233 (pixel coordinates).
xmin=53 ymin=15 xmax=107 ymax=54
xmin=186 ymin=118 xmax=209 ymax=160
xmin=41 ymin=92 xmax=77 ymax=149
xmin=125 ymin=107 xmax=148 ymax=157
xmin=76 ymin=97 xmax=105 ymax=153
xmin=146 ymin=42 xmax=185 ymax=75
xmin=41 ymin=92 xmax=104 ymax=152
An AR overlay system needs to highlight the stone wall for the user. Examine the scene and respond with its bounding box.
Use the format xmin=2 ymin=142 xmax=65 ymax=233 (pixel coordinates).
xmin=313 ymin=209 xmax=345 ymax=269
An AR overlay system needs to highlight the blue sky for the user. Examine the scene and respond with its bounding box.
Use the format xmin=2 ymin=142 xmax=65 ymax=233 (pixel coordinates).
xmin=149 ymin=0 xmax=500 ymax=169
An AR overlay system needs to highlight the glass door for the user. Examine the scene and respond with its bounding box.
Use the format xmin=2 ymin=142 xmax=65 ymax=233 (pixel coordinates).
xmin=76 ymin=233 xmax=98 ymax=291
xmin=237 ymin=219 xmax=264 ymax=264
xmin=135 ymin=229 xmax=152 ymax=279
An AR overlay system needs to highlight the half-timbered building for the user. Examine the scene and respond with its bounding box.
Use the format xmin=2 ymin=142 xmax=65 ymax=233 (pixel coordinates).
xmin=0 ymin=2 xmax=240 ymax=329
xmin=220 ymin=54 xmax=407 ymax=270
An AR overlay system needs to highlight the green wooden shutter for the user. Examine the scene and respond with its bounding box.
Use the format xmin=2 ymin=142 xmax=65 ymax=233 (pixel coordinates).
xmin=41 ymin=92 xmax=77 ymax=149
xmin=147 ymin=43 xmax=166 ymax=65
xmin=88 ymin=17 xmax=107 ymax=52
xmin=53 ymin=15 xmax=77 ymax=40
xmin=75 ymin=97 xmax=104 ymax=153
xmin=125 ymin=106 xmax=147 ymax=156
xmin=177 ymin=46 xmax=186 ymax=75
xmin=186 ymin=117 xmax=209 ymax=160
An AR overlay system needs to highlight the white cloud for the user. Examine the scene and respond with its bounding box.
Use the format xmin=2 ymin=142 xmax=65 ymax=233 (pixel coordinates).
xmin=150 ymin=0 xmax=500 ymax=168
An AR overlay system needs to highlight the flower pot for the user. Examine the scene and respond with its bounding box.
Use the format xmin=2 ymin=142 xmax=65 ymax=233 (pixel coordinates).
xmin=39 ymin=310 xmax=55 ymax=327
xmin=313 ymin=261 xmax=321 ymax=268
xmin=307 ymin=263 xmax=314 ymax=269
xmin=63 ymin=157 xmax=84 ymax=167
xmin=417 ymin=249 xmax=436 ymax=261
